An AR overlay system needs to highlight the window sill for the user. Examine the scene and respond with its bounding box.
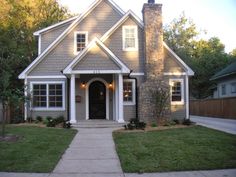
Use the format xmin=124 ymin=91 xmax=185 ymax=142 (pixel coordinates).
xmin=123 ymin=102 xmax=136 ymax=106
xmin=31 ymin=107 xmax=65 ymax=111
xmin=123 ymin=48 xmax=138 ymax=52
xmin=171 ymin=102 xmax=184 ymax=106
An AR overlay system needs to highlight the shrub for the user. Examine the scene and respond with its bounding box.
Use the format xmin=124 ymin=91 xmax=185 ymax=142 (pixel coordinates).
xmin=173 ymin=119 xmax=180 ymax=124
xmin=124 ymin=118 xmax=146 ymax=130
xmin=36 ymin=116 xmax=43 ymax=122
xmin=163 ymin=120 xmax=176 ymax=126
xmin=182 ymin=119 xmax=194 ymax=126
xmin=27 ymin=117 xmax=33 ymax=123
xmin=63 ymin=121 xmax=71 ymax=129
xmin=151 ymin=123 xmax=157 ymax=127
xmin=55 ymin=116 xmax=65 ymax=125
xmin=45 ymin=116 xmax=55 ymax=127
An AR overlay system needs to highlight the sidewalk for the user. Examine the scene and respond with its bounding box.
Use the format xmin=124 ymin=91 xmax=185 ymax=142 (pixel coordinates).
xmin=190 ymin=115 xmax=236 ymax=134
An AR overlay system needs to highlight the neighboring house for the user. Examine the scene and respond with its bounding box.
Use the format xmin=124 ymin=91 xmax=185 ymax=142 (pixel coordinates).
xmin=211 ymin=61 xmax=236 ymax=98
xmin=18 ymin=0 xmax=194 ymax=123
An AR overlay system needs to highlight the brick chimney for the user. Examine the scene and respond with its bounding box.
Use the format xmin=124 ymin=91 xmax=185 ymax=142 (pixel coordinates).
xmin=142 ymin=0 xmax=164 ymax=80
xmin=138 ymin=0 xmax=170 ymax=123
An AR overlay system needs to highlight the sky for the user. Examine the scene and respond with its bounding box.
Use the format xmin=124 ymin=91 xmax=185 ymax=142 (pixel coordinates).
xmin=58 ymin=0 xmax=236 ymax=53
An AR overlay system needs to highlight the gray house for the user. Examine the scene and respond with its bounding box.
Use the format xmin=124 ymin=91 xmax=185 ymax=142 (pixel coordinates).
xmin=19 ymin=0 xmax=194 ymax=123
xmin=211 ymin=61 xmax=236 ymax=98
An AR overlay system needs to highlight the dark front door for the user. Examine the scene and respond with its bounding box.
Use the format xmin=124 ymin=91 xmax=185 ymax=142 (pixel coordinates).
xmin=89 ymin=81 xmax=106 ymax=119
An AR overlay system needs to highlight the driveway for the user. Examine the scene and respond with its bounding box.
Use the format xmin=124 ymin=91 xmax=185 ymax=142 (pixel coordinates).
xmin=190 ymin=115 xmax=236 ymax=135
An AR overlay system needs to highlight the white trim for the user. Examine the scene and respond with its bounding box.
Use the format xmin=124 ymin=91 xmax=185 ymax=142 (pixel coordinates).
xmin=108 ymin=0 xmax=125 ymax=15
xmin=118 ymin=74 xmax=124 ymax=123
xmin=33 ymin=15 xmax=79 ymax=36
xmin=30 ymin=81 xmax=66 ymax=111
xmin=123 ymin=79 xmax=136 ymax=105
xmin=122 ymin=25 xmax=138 ymax=51
xmin=169 ymin=78 xmax=185 ymax=105
xmin=115 ymin=75 xmax=119 ymax=121
xmin=70 ymin=74 xmax=76 ymax=123
xmin=63 ymin=38 xmax=130 ymax=74
xmin=185 ymin=75 xmax=190 ymax=119
xmin=85 ymin=78 xmax=109 ymax=120
xmin=164 ymin=43 xmax=194 ymax=76
xmin=24 ymin=79 xmax=28 ymax=120
xmin=26 ymin=75 xmax=66 ymax=79
xmin=74 ymin=31 xmax=88 ymax=55
xmin=164 ymin=72 xmax=187 ymax=76
xmin=130 ymin=72 xmax=145 ymax=76
xmin=38 ymin=35 xmax=42 ymax=55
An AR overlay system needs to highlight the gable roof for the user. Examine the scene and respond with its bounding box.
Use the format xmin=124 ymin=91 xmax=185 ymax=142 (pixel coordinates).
xmin=33 ymin=15 xmax=79 ymax=36
xmin=19 ymin=0 xmax=125 ymax=79
xmin=64 ymin=38 xmax=130 ymax=74
xmin=163 ymin=43 xmax=194 ymax=76
xmin=211 ymin=60 xmax=236 ymax=80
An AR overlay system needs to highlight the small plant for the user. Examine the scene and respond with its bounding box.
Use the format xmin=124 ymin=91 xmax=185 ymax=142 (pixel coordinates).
xmin=36 ymin=116 xmax=43 ymax=122
xmin=63 ymin=121 xmax=71 ymax=129
xmin=163 ymin=120 xmax=176 ymax=126
xmin=46 ymin=116 xmax=56 ymax=127
xmin=173 ymin=119 xmax=180 ymax=124
xmin=27 ymin=117 xmax=33 ymax=123
xmin=151 ymin=123 xmax=157 ymax=127
xmin=182 ymin=119 xmax=194 ymax=126
xmin=55 ymin=116 xmax=65 ymax=125
xmin=124 ymin=118 xmax=146 ymax=130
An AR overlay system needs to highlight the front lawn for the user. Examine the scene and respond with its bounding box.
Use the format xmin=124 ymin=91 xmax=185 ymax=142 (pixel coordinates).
xmin=0 ymin=125 xmax=77 ymax=173
xmin=113 ymin=126 xmax=236 ymax=173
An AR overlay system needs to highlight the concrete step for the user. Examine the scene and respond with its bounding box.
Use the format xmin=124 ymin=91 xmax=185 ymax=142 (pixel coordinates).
xmin=72 ymin=120 xmax=126 ymax=128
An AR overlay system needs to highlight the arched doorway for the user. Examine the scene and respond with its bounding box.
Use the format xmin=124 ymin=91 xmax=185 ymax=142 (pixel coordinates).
xmin=89 ymin=81 xmax=106 ymax=119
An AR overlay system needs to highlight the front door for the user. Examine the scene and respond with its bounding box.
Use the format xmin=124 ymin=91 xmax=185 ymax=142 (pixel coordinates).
xmin=89 ymin=81 xmax=106 ymax=119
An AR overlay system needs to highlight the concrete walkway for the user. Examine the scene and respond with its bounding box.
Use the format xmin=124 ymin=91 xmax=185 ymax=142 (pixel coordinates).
xmin=191 ymin=115 xmax=236 ymax=135
xmin=0 ymin=127 xmax=236 ymax=177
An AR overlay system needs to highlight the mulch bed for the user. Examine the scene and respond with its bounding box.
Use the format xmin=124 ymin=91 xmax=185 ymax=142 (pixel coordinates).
xmin=0 ymin=134 xmax=23 ymax=142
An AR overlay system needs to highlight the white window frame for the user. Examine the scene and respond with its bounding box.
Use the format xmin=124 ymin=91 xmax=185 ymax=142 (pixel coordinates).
xmin=221 ymin=84 xmax=226 ymax=96
xmin=30 ymin=81 xmax=65 ymax=111
xmin=123 ymin=79 xmax=136 ymax=105
xmin=122 ymin=26 xmax=138 ymax=51
xmin=74 ymin=31 xmax=88 ymax=55
xmin=169 ymin=79 xmax=184 ymax=105
xmin=231 ymin=82 xmax=236 ymax=93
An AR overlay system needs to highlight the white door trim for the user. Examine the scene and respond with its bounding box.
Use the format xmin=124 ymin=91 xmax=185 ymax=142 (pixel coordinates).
xmin=85 ymin=78 xmax=109 ymax=120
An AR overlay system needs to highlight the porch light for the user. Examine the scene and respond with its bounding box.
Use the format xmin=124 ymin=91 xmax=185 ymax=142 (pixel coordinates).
xmin=81 ymin=82 xmax=86 ymax=88
xmin=109 ymin=82 xmax=113 ymax=88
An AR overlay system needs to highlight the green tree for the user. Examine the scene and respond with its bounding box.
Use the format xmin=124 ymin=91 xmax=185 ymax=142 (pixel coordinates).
xmin=164 ymin=14 xmax=232 ymax=99
xmin=0 ymin=0 xmax=71 ymax=125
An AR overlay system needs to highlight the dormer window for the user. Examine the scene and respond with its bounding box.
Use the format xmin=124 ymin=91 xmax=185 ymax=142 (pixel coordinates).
xmin=122 ymin=26 xmax=138 ymax=51
xmin=74 ymin=31 xmax=88 ymax=55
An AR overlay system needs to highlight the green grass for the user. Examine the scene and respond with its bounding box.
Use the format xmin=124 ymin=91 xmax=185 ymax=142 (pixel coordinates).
xmin=0 ymin=125 xmax=77 ymax=173
xmin=113 ymin=126 xmax=236 ymax=173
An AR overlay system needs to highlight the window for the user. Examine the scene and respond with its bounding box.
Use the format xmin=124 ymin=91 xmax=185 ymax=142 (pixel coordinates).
xmin=170 ymin=79 xmax=184 ymax=105
xmin=122 ymin=26 xmax=138 ymax=51
xmin=221 ymin=84 xmax=226 ymax=95
xmin=74 ymin=31 xmax=88 ymax=54
xmin=231 ymin=82 xmax=236 ymax=93
xmin=31 ymin=82 xmax=64 ymax=110
xmin=123 ymin=79 xmax=135 ymax=105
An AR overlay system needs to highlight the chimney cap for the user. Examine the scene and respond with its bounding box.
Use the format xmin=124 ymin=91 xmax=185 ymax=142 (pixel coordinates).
xmin=148 ymin=0 xmax=155 ymax=3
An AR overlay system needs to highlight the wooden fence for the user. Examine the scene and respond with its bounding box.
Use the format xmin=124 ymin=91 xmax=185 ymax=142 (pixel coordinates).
xmin=190 ymin=97 xmax=236 ymax=119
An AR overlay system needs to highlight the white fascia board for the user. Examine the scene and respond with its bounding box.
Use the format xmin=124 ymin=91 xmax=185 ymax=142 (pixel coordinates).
xmin=19 ymin=0 xmax=103 ymax=79
xmin=26 ymin=75 xmax=66 ymax=79
xmin=33 ymin=15 xmax=79 ymax=36
xmin=100 ymin=10 xmax=143 ymax=42
xmin=71 ymin=70 xmax=128 ymax=74
xmin=163 ymin=42 xmax=194 ymax=76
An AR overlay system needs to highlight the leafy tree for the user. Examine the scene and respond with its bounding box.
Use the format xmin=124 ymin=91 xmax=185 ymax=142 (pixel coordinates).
xmin=0 ymin=0 xmax=71 ymax=125
xmin=164 ymin=14 xmax=233 ymax=99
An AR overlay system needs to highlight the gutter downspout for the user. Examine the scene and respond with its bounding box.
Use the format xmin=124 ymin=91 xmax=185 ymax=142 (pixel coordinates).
xmin=61 ymin=71 xmax=70 ymax=122
xmin=128 ymin=70 xmax=138 ymax=120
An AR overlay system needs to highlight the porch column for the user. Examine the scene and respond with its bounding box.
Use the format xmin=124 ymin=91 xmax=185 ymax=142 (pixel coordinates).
xmin=70 ymin=74 xmax=76 ymax=123
xmin=24 ymin=78 xmax=28 ymax=121
xmin=185 ymin=75 xmax=190 ymax=119
xmin=118 ymin=73 xmax=124 ymax=123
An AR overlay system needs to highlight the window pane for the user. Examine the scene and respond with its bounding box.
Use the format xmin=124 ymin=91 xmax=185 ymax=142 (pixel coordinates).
xmin=123 ymin=81 xmax=133 ymax=102
xmin=171 ymin=81 xmax=182 ymax=102
xmin=49 ymin=84 xmax=63 ymax=108
xmin=231 ymin=83 xmax=236 ymax=93
xmin=76 ymin=33 xmax=86 ymax=52
xmin=33 ymin=84 xmax=47 ymax=107
xmin=124 ymin=27 xmax=136 ymax=49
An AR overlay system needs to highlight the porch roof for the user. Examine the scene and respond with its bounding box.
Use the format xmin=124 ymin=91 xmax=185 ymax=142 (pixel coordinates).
xmin=63 ymin=38 xmax=130 ymax=75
